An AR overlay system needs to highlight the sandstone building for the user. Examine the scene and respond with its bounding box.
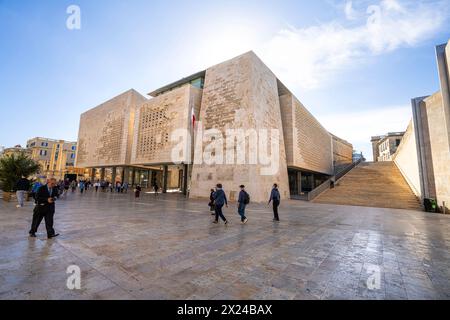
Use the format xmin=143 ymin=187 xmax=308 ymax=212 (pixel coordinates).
xmin=76 ymin=52 xmax=353 ymax=202
xmin=390 ymin=40 xmax=450 ymax=212
xmin=26 ymin=137 xmax=81 ymax=180
xmin=371 ymin=132 xmax=405 ymax=162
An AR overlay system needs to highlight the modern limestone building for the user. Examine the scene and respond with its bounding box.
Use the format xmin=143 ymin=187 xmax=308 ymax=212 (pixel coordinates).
xmin=392 ymin=39 xmax=450 ymax=212
xmin=76 ymin=51 xmax=353 ymax=202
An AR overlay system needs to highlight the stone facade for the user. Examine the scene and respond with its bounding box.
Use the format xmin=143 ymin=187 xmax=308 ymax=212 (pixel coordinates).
xmin=395 ymin=39 xmax=450 ymax=212
xmin=331 ymin=134 xmax=353 ymax=172
xmin=371 ymin=133 xmax=404 ymax=162
xmin=393 ymin=120 xmax=422 ymax=197
xmin=76 ymin=51 xmax=352 ymax=202
xmin=189 ymin=52 xmax=290 ymax=202
xmin=76 ymin=89 xmax=147 ymax=168
xmin=422 ymin=92 xmax=450 ymax=209
xmin=130 ymin=85 xmax=202 ymax=165
xmin=280 ymin=93 xmax=334 ymax=175
xmin=26 ymin=137 xmax=78 ymax=179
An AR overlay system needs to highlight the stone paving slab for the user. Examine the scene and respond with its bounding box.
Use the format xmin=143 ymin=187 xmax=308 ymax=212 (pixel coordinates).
xmin=1 ymin=190 xmax=449 ymax=300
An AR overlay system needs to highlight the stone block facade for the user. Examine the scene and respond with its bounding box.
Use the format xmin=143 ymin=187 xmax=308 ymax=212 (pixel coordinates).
xmin=189 ymin=52 xmax=290 ymax=202
xmin=130 ymin=85 xmax=202 ymax=165
xmin=393 ymin=120 xmax=422 ymax=197
xmin=280 ymin=93 xmax=334 ymax=175
xmin=76 ymin=51 xmax=352 ymax=202
xmin=76 ymin=89 xmax=147 ymax=168
xmin=395 ymin=39 xmax=450 ymax=212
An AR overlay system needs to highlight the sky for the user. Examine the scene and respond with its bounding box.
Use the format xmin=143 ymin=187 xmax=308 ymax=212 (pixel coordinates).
xmin=0 ymin=0 xmax=449 ymax=160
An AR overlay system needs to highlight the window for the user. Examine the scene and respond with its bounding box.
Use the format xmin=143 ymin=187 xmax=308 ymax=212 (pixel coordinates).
xmin=41 ymin=142 xmax=48 ymax=147
xmin=71 ymin=146 xmax=76 ymax=151
xmin=396 ymin=139 xmax=401 ymax=147
xmin=39 ymin=150 xmax=47 ymax=156
xmin=71 ymin=153 xmax=75 ymax=159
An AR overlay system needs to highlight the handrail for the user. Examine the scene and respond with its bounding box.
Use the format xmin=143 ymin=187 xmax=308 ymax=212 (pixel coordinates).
xmin=307 ymin=158 xmax=363 ymax=201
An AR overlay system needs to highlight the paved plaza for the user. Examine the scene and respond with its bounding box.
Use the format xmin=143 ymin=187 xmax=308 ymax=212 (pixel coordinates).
xmin=0 ymin=190 xmax=450 ymax=300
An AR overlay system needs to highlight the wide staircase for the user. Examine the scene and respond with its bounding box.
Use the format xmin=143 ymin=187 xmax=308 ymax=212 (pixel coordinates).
xmin=313 ymin=161 xmax=422 ymax=210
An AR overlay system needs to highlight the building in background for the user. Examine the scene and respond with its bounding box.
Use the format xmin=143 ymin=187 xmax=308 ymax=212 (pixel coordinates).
xmin=370 ymin=132 xmax=404 ymax=162
xmin=76 ymin=51 xmax=353 ymax=202
xmin=352 ymin=150 xmax=365 ymax=162
xmin=26 ymin=137 xmax=82 ymax=180
xmin=0 ymin=145 xmax=31 ymax=158
xmin=392 ymin=39 xmax=450 ymax=212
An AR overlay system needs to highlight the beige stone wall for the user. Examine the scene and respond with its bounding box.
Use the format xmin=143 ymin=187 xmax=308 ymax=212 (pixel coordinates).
xmin=189 ymin=52 xmax=289 ymax=202
xmin=331 ymin=135 xmax=353 ymax=170
xmin=76 ymin=89 xmax=147 ymax=167
xmin=280 ymin=93 xmax=333 ymax=175
xmin=130 ymin=84 xmax=202 ymax=165
xmin=393 ymin=120 xmax=422 ymax=197
xmin=424 ymin=92 xmax=450 ymax=209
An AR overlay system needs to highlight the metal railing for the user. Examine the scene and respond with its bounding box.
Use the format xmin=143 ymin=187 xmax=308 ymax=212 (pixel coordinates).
xmin=306 ymin=158 xmax=363 ymax=201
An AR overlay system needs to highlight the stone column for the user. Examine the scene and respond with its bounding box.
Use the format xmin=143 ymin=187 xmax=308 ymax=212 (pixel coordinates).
xmin=297 ymin=171 xmax=302 ymax=195
xmin=90 ymin=168 xmax=96 ymax=181
xmin=183 ymin=164 xmax=188 ymax=195
xmin=112 ymin=167 xmax=117 ymax=183
xmin=131 ymin=168 xmax=135 ymax=186
xmin=162 ymin=165 xmax=168 ymax=193
xmin=100 ymin=168 xmax=105 ymax=181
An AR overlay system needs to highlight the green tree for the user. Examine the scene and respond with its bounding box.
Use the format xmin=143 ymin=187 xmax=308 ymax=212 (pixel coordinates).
xmin=0 ymin=153 xmax=40 ymax=192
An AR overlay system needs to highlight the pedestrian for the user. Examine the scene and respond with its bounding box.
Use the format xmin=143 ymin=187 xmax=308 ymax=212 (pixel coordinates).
xmin=152 ymin=179 xmax=159 ymax=196
xmin=63 ymin=179 xmax=70 ymax=198
xmin=71 ymin=180 xmax=77 ymax=192
xmin=15 ymin=176 xmax=30 ymax=208
xmin=268 ymin=183 xmax=281 ymax=221
xmin=208 ymin=188 xmax=215 ymax=215
xmin=122 ymin=182 xmax=128 ymax=193
xmin=79 ymin=180 xmax=85 ymax=194
xmin=116 ymin=181 xmax=121 ymax=193
xmin=31 ymin=179 xmax=42 ymax=204
xmin=29 ymin=178 xmax=60 ymax=239
xmin=94 ymin=181 xmax=99 ymax=192
xmin=109 ymin=181 xmax=114 ymax=193
xmin=135 ymin=185 xmax=142 ymax=198
xmin=237 ymin=185 xmax=250 ymax=224
xmin=212 ymin=184 xmax=228 ymax=225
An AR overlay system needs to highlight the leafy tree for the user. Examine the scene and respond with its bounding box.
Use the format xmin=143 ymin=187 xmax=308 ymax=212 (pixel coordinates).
xmin=0 ymin=152 xmax=40 ymax=192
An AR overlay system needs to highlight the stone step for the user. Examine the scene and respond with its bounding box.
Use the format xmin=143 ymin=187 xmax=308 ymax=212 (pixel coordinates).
xmin=314 ymin=161 xmax=422 ymax=210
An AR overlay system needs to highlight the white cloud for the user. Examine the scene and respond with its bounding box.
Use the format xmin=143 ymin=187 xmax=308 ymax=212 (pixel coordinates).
xmin=317 ymin=105 xmax=413 ymax=161
xmin=257 ymin=0 xmax=449 ymax=90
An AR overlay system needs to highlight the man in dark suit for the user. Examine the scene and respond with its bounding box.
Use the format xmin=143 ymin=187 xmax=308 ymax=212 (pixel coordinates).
xmin=29 ymin=178 xmax=60 ymax=239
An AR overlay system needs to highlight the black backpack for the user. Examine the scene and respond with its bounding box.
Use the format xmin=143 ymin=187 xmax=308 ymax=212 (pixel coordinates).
xmin=243 ymin=191 xmax=250 ymax=205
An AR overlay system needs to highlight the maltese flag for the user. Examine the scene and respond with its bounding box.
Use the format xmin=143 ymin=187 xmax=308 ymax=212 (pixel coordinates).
xmin=191 ymin=106 xmax=196 ymax=130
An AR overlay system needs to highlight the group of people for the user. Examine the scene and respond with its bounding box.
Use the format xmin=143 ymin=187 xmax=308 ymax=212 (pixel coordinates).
xmin=134 ymin=179 xmax=159 ymax=198
xmin=15 ymin=174 xmax=283 ymax=239
xmin=208 ymin=183 xmax=281 ymax=225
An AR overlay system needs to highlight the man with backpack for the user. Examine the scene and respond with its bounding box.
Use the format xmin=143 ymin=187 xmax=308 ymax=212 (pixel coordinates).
xmin=237 ymin=185 xmax=250 ymax=224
